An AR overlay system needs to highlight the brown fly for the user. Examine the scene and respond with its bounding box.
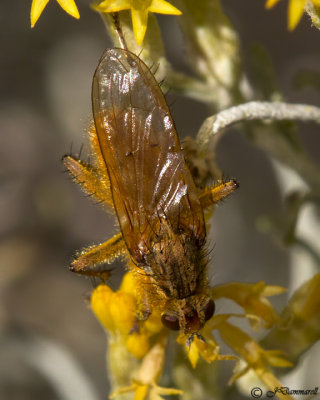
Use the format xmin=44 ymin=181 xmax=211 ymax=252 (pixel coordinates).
xmin=63 ymin=46 xmax=238 ymax=341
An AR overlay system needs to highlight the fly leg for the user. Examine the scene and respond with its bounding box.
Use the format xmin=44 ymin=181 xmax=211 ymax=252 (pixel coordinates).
xmin=63 ymin=155 xmax=125 ymax=279
xmin=63 ymin=155 xmax=113 ymax=209
xmin=70 ymin=233 xmax=127 ymax=280
xmin=199 ymin=179 xmax=239 ymax=210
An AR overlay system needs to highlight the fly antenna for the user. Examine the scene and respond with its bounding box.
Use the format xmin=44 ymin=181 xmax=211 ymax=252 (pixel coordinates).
xmin=112 ymin=13 xmax=128 ymax=50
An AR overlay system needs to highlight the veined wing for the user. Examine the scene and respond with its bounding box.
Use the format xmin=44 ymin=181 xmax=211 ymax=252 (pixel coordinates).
xmin=92 ymin=48 xmax=205 ymax=263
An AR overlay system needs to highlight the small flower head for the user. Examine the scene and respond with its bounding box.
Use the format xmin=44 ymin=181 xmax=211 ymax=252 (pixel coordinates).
xmin=90 ymin=271 xmax=163 ymax=360
xmin=177 ymin=330 xmax=236 ymax=368
xmin=211 ymin=281 xmax=286 ymax=329
xmin=30 ymin=0 xmax=80 ymax=27
xmin=217 ymin=320 xmax=293 ymax=397
xmin=93 ymin=0 xmax=182 ymax=45
xmin=265 ymin=0 xmax=320 ymax=30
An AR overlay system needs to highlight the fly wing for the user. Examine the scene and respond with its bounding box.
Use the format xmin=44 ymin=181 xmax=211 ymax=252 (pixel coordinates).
xmin=92 ymin=48 xmax=205 ymax=263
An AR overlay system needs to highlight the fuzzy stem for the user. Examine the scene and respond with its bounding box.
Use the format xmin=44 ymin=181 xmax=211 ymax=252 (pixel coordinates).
xmin=196 ymin=101 xmax=320 ymax=185
xmin=196 ymin=101 xmax=320 ymax=153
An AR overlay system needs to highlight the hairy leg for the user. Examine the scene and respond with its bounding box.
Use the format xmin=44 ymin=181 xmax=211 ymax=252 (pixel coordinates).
xmin=199 ymin=179 xmax=239 ymax=210
xmin=63 ymin=155 xmax=113 ymax=209
xmin=70 ymin=233 xmax=127 ymax=280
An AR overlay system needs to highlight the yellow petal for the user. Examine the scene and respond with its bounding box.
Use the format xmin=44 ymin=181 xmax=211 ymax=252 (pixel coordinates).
xmin=131 ymin=9 xmax=148 ymax=45
xmin=91 ymin=284 xmax=114 ymax=330
xmin=265 ymin=0 xmax=281 ymax=9
xmin=56 ymin=0 xmax=80 ymax=19
xmin=109 ymin=291 xmax=136 ymax=334
xmin=149 ymin=0 xmax=182 ymax=15
xmin=109 ymin=384 xmax=137 ymax=400
xmin=261 ymin=285 xmax=287 ymax=296
xmin=126 ymin=332 xmax=150 ymax=359
xmin=187 ymin=341 xmax=200 ymax=368
xmin=264 ymin=350 xmax=293 ymax=368
xmin=288 ymin=0 xmax=306 ymax=30
xmin=143 ymin=311 xmax=162 ymax=335
xmin=94 ymin=0 xmax=131 ymax=13
xmin=281 ymin=273 xmax=320 ymax=320
xmin=311 ymin=0 xmax=320 ymax=6
xmin=133 ymin=385 xmax=148 ymax=400
xmin=211 ymin=282 xmax=283 ymax=329
xmin=120 ymin=271 xmax=137 ymax=295
xmin=31 ymin=0 xmax=50 ymax=27
xmin=151 ymin=385 xmax=183 ymax=397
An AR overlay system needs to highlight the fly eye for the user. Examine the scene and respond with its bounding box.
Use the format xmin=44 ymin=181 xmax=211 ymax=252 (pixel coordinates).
xmin=204 ymin=299 xmax=215 ymax=321
xmin=161 ymin=313 xmax=180 ymax=331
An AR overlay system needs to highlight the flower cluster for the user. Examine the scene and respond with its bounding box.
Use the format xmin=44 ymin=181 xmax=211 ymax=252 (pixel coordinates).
xmin=91 ymin=271 xmax=163 ymax=360
xmin=91 ymin=272 xmax=297 ymax=400
xmin=30 ymin=0 xmax=181 ymax=45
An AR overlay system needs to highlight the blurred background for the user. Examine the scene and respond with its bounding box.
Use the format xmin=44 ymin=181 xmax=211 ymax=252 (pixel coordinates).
xmin=1 ymin=1 xmax=320 ymax=399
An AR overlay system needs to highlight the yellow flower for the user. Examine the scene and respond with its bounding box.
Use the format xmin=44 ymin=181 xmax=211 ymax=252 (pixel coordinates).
xmin=94 ymin=0 xmax=182 ymax=45
xmin=265 ymin=0 xmax=320 ymax=30
xmin=30 ymin=0 xmax=80 ymax=28
xmin=216 ymin=320 xmax=294 ymax=400
xmin=109 ymin=339 xmax=183 ymax=400
xmin=91 ymin=268 xmax=295 ymax=398
xmin=125 ymin=332 xmax=150 ymax=359
xmin=91 ymin=283 xmax=137 ymax=335
xmin=177 ymin=332 xmax=236 ymax=368
xmin=91 ymin=284 xmax=114 ymax=330
xmin=211 ymin=281 xmax=286 ymax=329
xmin=262 ymin=273 xmax=320 ymax=364
xmin=90 ymin=273 xmax=163 ymax=359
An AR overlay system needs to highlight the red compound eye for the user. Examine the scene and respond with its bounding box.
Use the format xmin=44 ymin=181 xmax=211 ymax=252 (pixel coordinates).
xmin=161 ymin=313 xmax=180 ymax=331
xmin=204 ymin=299 xmax=215 ymax=321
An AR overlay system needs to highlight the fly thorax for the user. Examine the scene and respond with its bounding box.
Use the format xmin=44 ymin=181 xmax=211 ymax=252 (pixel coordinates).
xmin=145 ymin=233 xmax=205 ymax=300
